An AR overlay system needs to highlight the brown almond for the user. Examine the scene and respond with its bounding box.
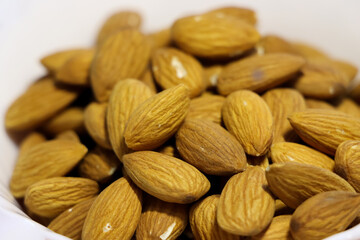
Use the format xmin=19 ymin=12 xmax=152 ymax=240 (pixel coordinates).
xmin=42 ymin=107 xmax=84 ymax=135
xmin=252 ymin=215 xmax=293 ymax=240
xmin=256 ymin=35 xmax=300 ymax=56
xmin=18 ymin=132 xmax=46 ymax=158
xmin=205 ymin=6 xmax=257 ymax=25
xmin=187 ymin=95 xmax=225 ymax=124
xmin=305 ymin=98 xmax=334 ymax=110
xmin=336 ymin=98 xmax=360 ymax=118
xmin=41 ymin=49 xmax=89 ymax=73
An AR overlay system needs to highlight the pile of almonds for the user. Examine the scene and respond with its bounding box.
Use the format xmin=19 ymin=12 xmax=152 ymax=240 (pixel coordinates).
xmin=5 ymin=6 xmax=360 ymax=240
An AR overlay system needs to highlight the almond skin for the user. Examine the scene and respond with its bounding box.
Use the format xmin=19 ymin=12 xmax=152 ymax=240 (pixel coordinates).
xmin=10 ymin=139 xmax=88 ymax=198
xmin=334 ymin=140 xmax=360 ymax=192
xmin=55 ymin=130 xmax=81 ymax=142
xmin=107 ymin=79 xmax=154 ymax=160
xmin=124 ymin=84 xmax=190 ymax=150
xmin=152 ymin=47 xmax=205 ymax=98
xmin=91 ymin=29 xmax=150 ymax=102
xmin=176 ymin=119 xmax=247 ymax=175
xmin=171 ymin=14 xmax=259 ymax=59
xmin=205 ymin=6 xmax=256 ymax=25
xmin=256 ymin=35 xmax=300 ymax=56
xmin=24 ymin=177 xmax=99 ymax=218
xmin=336 ymin=98 xmax=360 ymax=118
xmin=122 ymin=151 xmax=210 ymax=204
xmin=41 ymin=49 xmax=89 ymax=73
xmin=218 ymin=53 xmax=305 ymax=95
xmin=136 ymin=196 xmax=188 ymax=240
xmin=292 ymin=42 xmax=328 ymax=60
xmin=147 ymin=28 xmax=172 ymax=53
xmin=290 ymin=191 xmax=360 ymax=240
xmin=270 ymin=142 xmax=335 ymax=171
xmin=222 ymin=90 xmax=274 ymax=156
xmin=18 ymin=132 xmax=46 ymax=158
xmin=190 ymin=195 xmax=240 ymax=240
xmin=288 ymin=109 xmax=360 ymax=155
xmin=82 ymin=177 xmax=142 ymax=240
xmin=252 ymin=215 xmax=293 ymax=240
xmin=186 ymin=95 xmax=225 ymax=124
xmin=140 ymin=67 xmax=158 ymax=93
xmin=266 ymin=162 xmax=355 ymax=209
xmin=305 ymin=98 xmax=335 ymax=110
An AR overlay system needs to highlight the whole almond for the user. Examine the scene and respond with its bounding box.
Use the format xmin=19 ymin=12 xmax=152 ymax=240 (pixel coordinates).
xmin=41 ymin=49 xmax=89 ymax=73
xmin=124 ymin=84 xmax=190 ymax=150
xmin=91 ymin=29 xmax=150 ymax=102
xmin=107 ymin=79 xmax=154 ymax=160
xmin=25 ymin=177 xmax=98 ymax=218
xmin=176 ymin=119 xmax=247 ymax=175
xmin=82 ymin=177 xmax=142 ymax=240
xmin=262 ymin=88 xmax=306 ymax=143
xmin=218 ymin=53 xmax=305 ymax=95
xmin=334 ymin=140 xmax=360 ymax=192
xmin=305 ymin=98 xmax=335 ymax=110
xmin=48 ymin=197 xmax=96 ymax=240
xmin=190 ymin=195 xmax=240 ymax=240
xmin=288 ymin=109 xmax=360 ymax=155
xmin=122 ymin=151 xmax=210 ymax=204
xmin=290 ymin=191 xmax=360 ymax=240
xmin=217 ymin=166 xmax=275 ymax=236
xmin=18 ymin=132 xmax=46 ymax=158
xmin=5 ymin=78 xmax=79 ymax=132
xmin=55 ymin=130 xmax=81 ymax=142
xmin=187 ymin=95 xmax=225 ymax=124
xmin=256 ymin=35 xmax=300 ymax=56
xmin=152 ymin=47 xmax=205 ymax=98
xmin=336 ymin=98 xmax=360 ymax=118
xmin=171 ymin=14 xmax=259 ymax=58
xmin=222 ymin=90 xmax=274 ymax=156
xmin=136 ymin=196 xmax=188 ymax=240
xmin=252 ymin=215 xmax=292 ymax=240
xmin=10 ymin=139 xmax=88 ymax=198
xmin=266 ymin=162 xmax=355 ymax=209
xmin=270 ymin=142 xmax=335 ymax=171
xmin=205 ymin=6 xmax=256 ymax=25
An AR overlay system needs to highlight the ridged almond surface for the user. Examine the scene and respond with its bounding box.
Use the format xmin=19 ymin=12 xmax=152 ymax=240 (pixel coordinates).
xmin=55 ymin=130 xmax=81 ymax=142
xmin=288 ymin=109 xmax=360 ymax=155
xmin=124 ymin=84 xmax=190 ymax=150
xmin=336 ymin=98 xmax=360 ymax=118
xmin=190 ymin=195 xmax=240 ymax=240
xmin=205 ymin=6 xmax=256 ymax=25
xmin=203 ymin=65 xmax=223 ymax=89
xmin=222 ymin=90 xmax=274 ymax=156
xmin=10 ymin=139 xmax=88 ymax=198
xmin=48 ymin=197 xmax=96 ymax=240
xmin=176 ymin=119 xmax=247 ymax=175
xmin=217 ymin=166 xmax=275 ymax=236
xmin=152 ymin=47 xmax=205 ymax=98
xmin=290 ymin=191 xmax=360 ymax=240
xmin=82 ymin=177 xmax=142 ymax=240
xmin=136 ymin=196 xmax=188 ymax=240
xmin=256 ymin=35 xmax=300 ymax=56
xmin=218 ymin=53 xmax=305 ymax=95
xmin=18 ymin=132 xmax=46 ymax=158
xmin=5 ymin=78 xmax=79 ymax=132
xmin=122 ymin=151 xmax=210 ymax=204
xmin=84 ymin=102 xmax=112 ymax=149
xmin=262 ymin=88 xmax=306 ymax=143
xmin=334 ymin=140 xmax=360 ymax=192
xmin=41 ymin=49 xmax=89 ymax=73
xmin=270 ymin=142 xmax=335 ymax=171
xmin=305 ymin=98 xmax=335 ymax=110
xmin=24 ymin=177 xmax=98 ymax=218
xmin=42 ymin=107 xmax=84 ymax=135
xmin=266 ymin=162 xmax=355 ymax=209
xmin=91 ymin=29 xmax=150 ymax=102
xmin=252 ymin=215 xmax=292 ymax=240
xmin=171 ymin=14 xmax=259 ymax=58
xmin=107 ymin=79 xmax=154 ymax=159
xmin=187 ymin=95 xmax=225 ymax=124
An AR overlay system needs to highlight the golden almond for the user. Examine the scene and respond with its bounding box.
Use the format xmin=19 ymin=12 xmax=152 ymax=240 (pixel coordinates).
xmin=147 ymin=28 xmax=172 ymax=53
xmin=305 ymin=98 xmax=334 ymax=110
xmin=41 ymin=49 xmax=89 ymax=73
xmin=331 ymin=59 xmax=358 ymax=83
xmin=222 ymin=90 xmax=274 ymax=156
xmin=122 ymin=151 xmax=210 ymax=204
xmin=187 ymin=95 xmax=225 ymax=124
xmin=55 ymin=130 xmax=81 ymax=142
xmin=205 ymin=6 xmax=257 ymax=25
xmin=256 ymin=35 xmax=300 ymax=56
xmin=292 ymin=42 xmax=328 ymax=60
xmin=140 ymin=67 xmax=158 ymax=93
xmin=18 ymin=132 xmax=46 ymax=158
xmin=336 ymin=98 xmax=360 ymax=118
xmin=252 ymin=215 xmax=292 ymax=240
xmin=203 ymin=65 xmax=223 ymax=89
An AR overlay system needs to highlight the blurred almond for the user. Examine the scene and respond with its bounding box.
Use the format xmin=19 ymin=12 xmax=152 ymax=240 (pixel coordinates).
xmin=187 ymin=95 xmax=225 ymax=124
xmin=252 ymin=215 xmax=292 ymax=240
xmin=305 ymin=98 xmax=334 ymax=110
xmin=205 ymin=6 xmax=257 ymax=25
xmin=140 ymin=67 xmax=158 ymax=92
xmin=147 ymin=28 xmax=172 ymax=53
xmin=292 ymin=42 xmax=328 ymax=60
xmin=203 ymin=65 xmax=223 ymax=89
xmin=256 ymin=35 xmax=300 ymax=56
xmin=41 ymin=49 xmax=89 ymax=73
xmin=331 ymin=59 xmax=358 ymax=83
xmin=18 ymin=132 xmax=46 ymax=158
xmin=336 ymin=98 xmax=360 ymax=118
xmin=55 ymin=130 xmax=81 ymax=142
xmin=350 ymin=83 xmax=360 ymax=103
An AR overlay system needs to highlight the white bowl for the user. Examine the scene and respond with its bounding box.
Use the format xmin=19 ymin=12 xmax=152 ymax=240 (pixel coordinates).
xmin=0 ymin=0 xmax=359 ymax=239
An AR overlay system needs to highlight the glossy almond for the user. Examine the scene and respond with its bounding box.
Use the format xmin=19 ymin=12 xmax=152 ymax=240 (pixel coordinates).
xmin=124 ymin=84 xmax=190 ymax=150
xmin=222 ymin=90 xmax=274 ymax=156
xmin=256 ymin=35 xmax=300 ymax=56
xmin=252 ymin=215 xmax=292 ymax=240
xmin=122 ymin=151 xmax=210 ymax=204
xmin=217 ymin=166 xmax=275 ymax=236
xmin=82 ymin=177 xmax=142 ymax=240
xmin=41 ymin=49 xmax=89 ymax=73
xmin=266 ymin=162 xmax=355 ymax=209
xmin=218 ymin=53 xmax=305 ymax=95
xmin=176 ymin=119 xmax=247 ymax=175
xmin=42 ymin=107 xmax=84 ymax=135
xmin=187 ymin=95 xmax=225 ymax=124
xmin=205 ymin=6 xmax=256 ymax=25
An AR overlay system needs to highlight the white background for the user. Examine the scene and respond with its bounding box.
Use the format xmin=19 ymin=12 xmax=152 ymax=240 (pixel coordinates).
xmin=0 ymin=0 xmax=360 ymax=239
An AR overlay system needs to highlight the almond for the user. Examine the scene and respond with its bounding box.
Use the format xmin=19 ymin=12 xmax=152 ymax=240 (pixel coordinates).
xmin=136 ymin=196 xmax=188 ymax=240
xmin=152 ymin=47 xmax=205 ymax=98
xmin=334 ymin=140 xmax=360 ymax=192
xmin=55 ymin=130 xmax=81 ymax=142
xmin=290 ymin=191 xmax=360 ymax=240
xmin=252 ymin=215 xmax=292 ymax=240
xmin=82 ymin=177 xmax=142 ymax=240
xmin=205 ymin=6 xmax=256 ymax=25
xmin=217 ymin=166 xmax=275 ymax=236
xmin=41 ymin=49 xmax=89 ymax=73
xmin=262 ymin=88 xmax=306 ymax=143
xmin=256 ymin=35 xmax=300 ymax=56
xmin=10 ymin=139 xmax=88 ymax=198
xmin=331 ymin=59 xmax=358 ymax=83
xmin=147 ymin=28 xmax=172 ymax=53
xmin=140 ymin=67 xmax=158 ymax=92
xmin=336 ymin=98 xmax=360 ymax=118
xmin=218 ymin=53 xmax=305 ymax=95
xmin=305 ymin=98 xmax=334 ymax=110
xmin=270 ymin=142 xmax=335 ymax=171
xmin=190 ymin=195 xmax=240 ymax=240
xmin=292 ymin=42 xmax=328 ymax=60
xmin=203 ymin=65 xmax=223 ymax=89
xmin=124 ymin=84 xmax=190 ymax=150
xmin=288 ymin=109 xmax=360 ymax=155
xmin=171 ymin=14 xmax=259 ymax=58
xmin=122 ymin=151 xmax=210 ymax=204
xmin=187 ymin=95 xmax=225 ymax=124
xmin=176 ymin=119 xmax=247 ymax=175
xmin=265 ymin=162 xmax=355 ymax=209
xmin=24 ymin=177 xmax=98 ymax=218
xmin=222 ymin=90 xmax=274 ymax=156
xmin=91 ymin=29 xmax=150 ymax=102
xmin=18 ymin=132 xmax=46 ymax=158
